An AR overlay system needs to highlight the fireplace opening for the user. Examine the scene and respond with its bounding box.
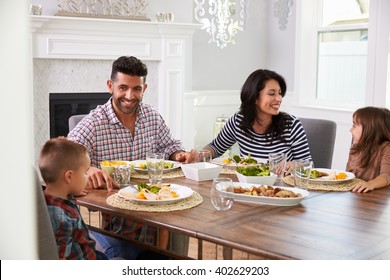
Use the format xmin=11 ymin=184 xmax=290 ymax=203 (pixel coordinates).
xmin=49 ymin=92 xmax=111 ymax=138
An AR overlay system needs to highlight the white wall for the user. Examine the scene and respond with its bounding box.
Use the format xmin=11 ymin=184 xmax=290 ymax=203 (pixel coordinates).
xmin=31 ymin=0 xmax=267 ymax=92
xmin=192 ymin=1 xmax=268 ymax=91
xmin=0 ymin=0 xmax=36 ymax=259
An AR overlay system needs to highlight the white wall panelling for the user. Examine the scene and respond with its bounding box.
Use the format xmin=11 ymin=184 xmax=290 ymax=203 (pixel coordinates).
xmin=184 ymin=90 xmax=240 ymax=150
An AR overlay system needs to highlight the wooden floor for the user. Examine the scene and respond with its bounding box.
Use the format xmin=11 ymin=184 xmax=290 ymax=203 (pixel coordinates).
xmin=80 ymin=206 xmax=262 ymax=260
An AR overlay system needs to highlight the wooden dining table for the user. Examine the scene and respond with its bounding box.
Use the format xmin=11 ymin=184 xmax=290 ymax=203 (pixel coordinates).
xmin=76 ymin=172 xmax=390 ymax=260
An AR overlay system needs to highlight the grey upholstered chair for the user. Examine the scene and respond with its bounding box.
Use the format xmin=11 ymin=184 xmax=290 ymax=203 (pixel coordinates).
xmin=35 ymin=168 xmax=59 ymax=260
xmin=299 ymin=117 xmax=337 ymax=169
xmin=68 ymin=114 xmax=87 ymax=132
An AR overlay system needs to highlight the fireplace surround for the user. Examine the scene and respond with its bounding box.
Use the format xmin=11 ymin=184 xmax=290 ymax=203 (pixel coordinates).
xmin=49 ymin=92 xmax=111 ymax=138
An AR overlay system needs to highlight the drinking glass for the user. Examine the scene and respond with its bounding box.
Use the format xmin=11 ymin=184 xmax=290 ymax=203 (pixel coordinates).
xmin=268 ymin=152 xmax=287 ymax=183
xmin=146 ymin=152 xmax=164 ymax=184
xmin=113 ymin=164 xmax=133 ymax=187
xmin=195 ymin=150 xmax=212 ymax=162
xmin=294 ymin=159 xmax=313 ymax=190
xmin=211 ymin=177 xmax=233 ymax=211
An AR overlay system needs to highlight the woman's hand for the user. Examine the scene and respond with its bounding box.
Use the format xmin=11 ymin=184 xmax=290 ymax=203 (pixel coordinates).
xmin=284 ymin=161 xmax=295 ymax=175
xmin=170 ymin=150 xmax=196 ymax=163
xmin=86 ymin=166 xmax=120 ymax=191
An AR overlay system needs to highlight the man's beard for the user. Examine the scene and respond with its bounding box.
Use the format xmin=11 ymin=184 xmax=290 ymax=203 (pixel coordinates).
xmin=114 ymin=96 xmax=142 ymax=114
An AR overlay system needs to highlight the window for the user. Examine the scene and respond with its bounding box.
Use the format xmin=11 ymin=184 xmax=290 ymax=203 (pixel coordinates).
xmin=317 ymin=0 xmax=369 ymax=106
xmin=295 ymin=0 xmax=371 ymax=110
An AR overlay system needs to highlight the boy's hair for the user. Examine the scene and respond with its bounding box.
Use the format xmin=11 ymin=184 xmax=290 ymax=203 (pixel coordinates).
xmin=39 ymin=137 xmax=88 ymax=183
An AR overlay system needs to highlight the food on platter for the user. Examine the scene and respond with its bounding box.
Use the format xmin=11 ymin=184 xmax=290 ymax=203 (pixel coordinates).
xmin=236 ymin=164 xmax=270 ymax=176
xmin=228 ymin=185 xmax=302 ymax=198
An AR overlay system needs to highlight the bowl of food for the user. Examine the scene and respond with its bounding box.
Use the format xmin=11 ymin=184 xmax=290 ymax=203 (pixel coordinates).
xmin=100 ymin=160 xmax=133 ymax=178
xmin=181 ymin=162 xmax=223 ymax=181
xmin=212 ymin=153 xmax=261 ymax=169
xmin=235 ymin=164 xmax=277 ymax=185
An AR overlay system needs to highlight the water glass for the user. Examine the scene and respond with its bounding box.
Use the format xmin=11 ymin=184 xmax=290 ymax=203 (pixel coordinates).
xmin=294 ymin=159 xmax=313 ymax=190
xmin=268 ymin=152 xmax=287 ymax=182
xmin=146 ymin=152 xmax=164 ymax=184
xmin=211 ymin=177 xmax=233 ymax=211
xmin=113 ymin=164 xmax=133 ymax=187
xmin=196 ymin=150 xmax=212 ymax=162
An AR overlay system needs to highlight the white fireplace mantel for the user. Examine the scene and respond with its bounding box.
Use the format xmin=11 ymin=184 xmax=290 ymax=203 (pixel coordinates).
xmin=31 ymin=15 xmax=200 ymax=140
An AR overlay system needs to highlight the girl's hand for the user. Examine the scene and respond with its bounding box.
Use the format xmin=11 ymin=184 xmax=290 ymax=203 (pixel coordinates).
xmin=349 ymin=182 xmax=374 ymax=193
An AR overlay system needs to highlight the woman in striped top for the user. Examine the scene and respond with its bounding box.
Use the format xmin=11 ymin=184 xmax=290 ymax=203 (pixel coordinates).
xmin=204 ymin=69 xmax=312 ymax=166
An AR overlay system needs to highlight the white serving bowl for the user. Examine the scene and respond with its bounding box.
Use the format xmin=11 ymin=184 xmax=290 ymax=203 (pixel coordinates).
xmin=235 ymin=171 xmax=277 ymax=185
xmin=181 ymin=162 xmax=223 ymax=181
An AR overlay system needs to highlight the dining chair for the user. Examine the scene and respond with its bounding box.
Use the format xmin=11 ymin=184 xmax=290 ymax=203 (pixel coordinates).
xmin=34 ymin=168 xmax=59 ymax=260
xmin=68 ymin=114 xmax=87 ymax=132
xmin=299 ymin=117 xmax=337 ymax=169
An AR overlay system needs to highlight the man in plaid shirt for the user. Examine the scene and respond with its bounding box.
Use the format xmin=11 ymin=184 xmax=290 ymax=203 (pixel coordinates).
xmin=68 ymin=56 xmax=194 ymax=259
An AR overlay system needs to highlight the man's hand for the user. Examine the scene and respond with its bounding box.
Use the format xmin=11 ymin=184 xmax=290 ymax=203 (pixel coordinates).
xmin=86 ymin=166 xmax=120 ymax=191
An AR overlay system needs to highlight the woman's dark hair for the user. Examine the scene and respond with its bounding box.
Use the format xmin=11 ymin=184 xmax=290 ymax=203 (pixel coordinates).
xmin=239 ymin=69 xmax=290 ymax=142
xmin=111 ymin=56 xmax=148 ymax=82
xmin=350 ymin=106 xmax=390 ymax=167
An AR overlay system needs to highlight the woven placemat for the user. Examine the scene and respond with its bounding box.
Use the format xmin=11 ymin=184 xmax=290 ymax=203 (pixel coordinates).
xmin=283 ymin=175 xmax=365 ymax=191
xmin=106 ymin=191 xmax=203 ymax=212
xmin=131 ymin=169 xmax=184 ymax=179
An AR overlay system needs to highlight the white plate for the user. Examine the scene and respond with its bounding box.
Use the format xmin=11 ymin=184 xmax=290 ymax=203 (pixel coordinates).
xmin=222 ymin=182 xmax=309 ymax=206
xmin=131 ymin=160 xmax=181 ymax=174
xmin=308 ymin=168 xmax=355 ymax=184
xmin=211 ymin=156 xmax=266 ymax=168
xmin=118 ymin=184 xmax=193 ymax=204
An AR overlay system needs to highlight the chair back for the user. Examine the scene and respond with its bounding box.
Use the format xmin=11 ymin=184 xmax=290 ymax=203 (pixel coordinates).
xmin=299 ymin=117 xmax=337 ymax=168
xmin=68 ymin=114 xmax=88 ymax=132
xmin=35 ymin=168 xmax=59 ymax=259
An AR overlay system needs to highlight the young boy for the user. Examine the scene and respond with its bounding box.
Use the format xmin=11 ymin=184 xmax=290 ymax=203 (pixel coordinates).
xmin=38 ymin=137 xmax=107 ymax=260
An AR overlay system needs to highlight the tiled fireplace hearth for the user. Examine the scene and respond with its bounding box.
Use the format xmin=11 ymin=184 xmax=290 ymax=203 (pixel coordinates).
xmin=31 ymin=15 xmax=199 ymax=162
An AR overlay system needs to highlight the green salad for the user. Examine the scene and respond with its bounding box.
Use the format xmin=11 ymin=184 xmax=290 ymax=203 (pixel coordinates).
xmin=236 ymin=164 xmax=270 ymax=176
xmin=231 ymin=153 xmax=258 ymax=165
xmin=137 ymin=182 xmax=160 ymax=194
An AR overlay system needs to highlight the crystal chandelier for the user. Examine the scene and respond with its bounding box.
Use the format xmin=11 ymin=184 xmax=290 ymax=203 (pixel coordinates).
xmin=194 ymin=0 xmax=247 ymax=49
xmin=274 ymin=0 xmax=293 ymax=30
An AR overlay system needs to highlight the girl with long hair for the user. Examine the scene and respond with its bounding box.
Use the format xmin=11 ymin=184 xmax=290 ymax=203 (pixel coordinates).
xmin=348 ymin=106 xmax=390 ymax=192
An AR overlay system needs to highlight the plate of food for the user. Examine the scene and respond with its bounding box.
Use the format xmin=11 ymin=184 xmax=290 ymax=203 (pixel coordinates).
xmin=222 ymin=182 xmax=308 ymax=206
xmin=307 ymin=168 xmax=355 ymax=184
xmin=131 ymin=160 xmax=181 ymax=173
xmin=118 ymin=183 xmax=193 ymax=204
xmin=211 ymin=154 xmax=264 ymax=168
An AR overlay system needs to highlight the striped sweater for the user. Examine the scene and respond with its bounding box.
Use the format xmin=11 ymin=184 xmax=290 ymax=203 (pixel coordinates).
xmin=207 ymin=112 xmax=312 ymax=162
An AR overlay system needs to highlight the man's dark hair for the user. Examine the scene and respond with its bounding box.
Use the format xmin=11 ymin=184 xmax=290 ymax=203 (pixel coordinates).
xmin=110 ymin=56 xmax=148 ymax=82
